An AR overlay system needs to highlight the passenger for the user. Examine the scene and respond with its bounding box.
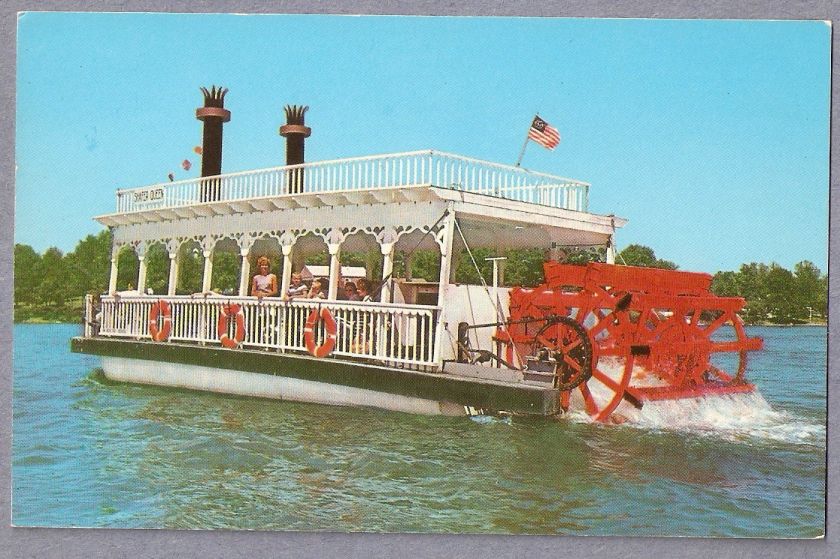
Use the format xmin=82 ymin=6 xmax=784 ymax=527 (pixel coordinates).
xmin=286 ymin=272 xmax=309 ymax=299
xmin=357 ymin=278 xmax=373 ymax=302
xmin=88 ymin=293 xmax=102 ymax=335
xmin=352 ymin=279 xmax=374 ymax=354
xmin=119 ymin=282 xmax=138 ymax=294
xmin=343 ymin=281 xmax=360 ymax=302
xmin=251 ymin=256 xmax=278 ymax=299
xmin=307 ymin=278 xmax=327 ymax=300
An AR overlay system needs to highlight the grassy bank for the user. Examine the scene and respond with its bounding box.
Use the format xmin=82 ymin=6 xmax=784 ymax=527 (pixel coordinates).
xmin=14 ymin=303 xmax=84 ymax=324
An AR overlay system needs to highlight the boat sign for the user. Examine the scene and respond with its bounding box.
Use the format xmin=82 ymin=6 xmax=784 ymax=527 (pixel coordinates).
xmin=130 ymin=187 xmax=165 ymax=207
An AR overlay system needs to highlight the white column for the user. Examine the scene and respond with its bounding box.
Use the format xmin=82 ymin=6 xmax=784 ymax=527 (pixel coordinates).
xmin=432 ymin=208 xmax=456 ymax=366
xmin=167 ymin=251 xmax=179 ymax=296
xmin=202 ymin=249 xmax=214 ymax=293
xmin=606 ymin=216 xmax=617 ymax=264
xmin=108 ymin=256 xmax=119 ymax=295
xmin=280 ymin=244 xmax=294 ymax=299
xmin=436 ymin=212 xmax=456 ymax=307
xmin=606 ymin=235 xmax=616 ymax=264
xmin=137 ymin=256 xmax=147 ymax=293
xmin=238 ymin=252 xmax=251 ymax=296
xmin=380 ymin=242 xmax=395 ymax=303
xmin=327 ymin=242 xmax=341 ymax=300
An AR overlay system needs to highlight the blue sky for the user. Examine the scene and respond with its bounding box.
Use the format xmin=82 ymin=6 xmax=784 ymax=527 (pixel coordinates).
xmin=15 ymin=13 xmax=830 ymax=273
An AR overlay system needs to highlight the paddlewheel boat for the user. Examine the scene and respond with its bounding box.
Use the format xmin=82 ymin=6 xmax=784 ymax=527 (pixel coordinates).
xmin=71 ymin=88 xmax=763 ymax=420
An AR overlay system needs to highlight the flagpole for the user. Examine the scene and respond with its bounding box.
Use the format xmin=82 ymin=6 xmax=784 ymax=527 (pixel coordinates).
xmin=516 ymin=113 xmax=538 ymax=167
xmin=515 ymin=135 xmax=529 ymax=167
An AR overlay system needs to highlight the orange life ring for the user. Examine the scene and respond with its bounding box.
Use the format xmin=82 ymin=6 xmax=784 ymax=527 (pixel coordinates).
xmin=148 ymin=300 xmax=172 ymax=342
xmin=218 ymin=303 xmax=246 ymax=348
xmin=304 ymin=307 xmax=337 ymax=358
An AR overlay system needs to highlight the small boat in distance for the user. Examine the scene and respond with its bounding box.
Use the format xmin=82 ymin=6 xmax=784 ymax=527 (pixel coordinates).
xmin=71 ymin=87 xmax=762 ymax=421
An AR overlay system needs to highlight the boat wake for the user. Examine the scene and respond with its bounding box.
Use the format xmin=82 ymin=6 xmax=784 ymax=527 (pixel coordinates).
xmin=564 ymin=391 xmax=824 ymax=446
xmin=469 ymin=414 xmax=513 ymax=426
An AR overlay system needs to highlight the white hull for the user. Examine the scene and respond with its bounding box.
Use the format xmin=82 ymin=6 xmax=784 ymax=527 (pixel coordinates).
xmin=101 ymin=356 xmax=466 ymax=416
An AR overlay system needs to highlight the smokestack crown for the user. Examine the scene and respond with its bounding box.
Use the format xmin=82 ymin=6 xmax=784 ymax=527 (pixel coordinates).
xmin=197 ymin=85 xmax=231 ymax=122
xmin=201 ymin=86 xmax=228 ymax=108
xmin=280 ymin=105 xmax=311 ymax=138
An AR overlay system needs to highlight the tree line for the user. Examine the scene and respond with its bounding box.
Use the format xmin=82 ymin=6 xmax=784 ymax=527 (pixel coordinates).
xmin=13 ymin=230 xmax=827 ymax=325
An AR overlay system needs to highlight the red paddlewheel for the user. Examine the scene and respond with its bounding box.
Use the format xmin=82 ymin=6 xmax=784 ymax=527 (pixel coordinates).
xmin=503 ymin=261 xmax=764 ymax=420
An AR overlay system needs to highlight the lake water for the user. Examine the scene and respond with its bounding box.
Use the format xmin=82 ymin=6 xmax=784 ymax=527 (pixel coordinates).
xmin=12 ymin=324 xmax=826 ymax=536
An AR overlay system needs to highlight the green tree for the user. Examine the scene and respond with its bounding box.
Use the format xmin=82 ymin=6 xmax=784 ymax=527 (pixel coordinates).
xmin=116 ymin=246 xmax=139 ymax=290
xmin=37 ymin=247 xmax=66 ymax=306
xmin=454 ymin=247 xmax=494 ymax=285
xmin=736 ymin=262 xmax=770 ymax=322
xmin=212 ymin=251 xmax=241 ymax=293
xmin=503 ymin=248 xmax=546 ymax=287
xmin=764 ymin=264 xmax=799 ymax=323
xmin=145 ymin=243 xmax=170 ymax=295
xmin=178 ymin=244 xmax=204 ymax=294
xmin=710 ymin=270 xmax=740 ymax=297
xmin=14 ymin=244 xmax=42 ymax=305
xmin=392 ymin=249 xmax=441 ymax=282
xmin=64 ymin=230 xmax=112 ymax=297
xmin=564 ymin=246 xmax=607 ymax=266
xmin=340 ymin=249 xmax=383 ymax=282
xmin=793 ymin=260 xmax=826 ymax=320
xmin=617 ymin=244 xmax=678 ymax=269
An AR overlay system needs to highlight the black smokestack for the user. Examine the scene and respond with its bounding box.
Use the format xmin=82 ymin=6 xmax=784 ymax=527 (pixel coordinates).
xmin=279 ymin=105 xmax=310 ymax=193
xmin=196 ymin=86 xmax=230 ymax=201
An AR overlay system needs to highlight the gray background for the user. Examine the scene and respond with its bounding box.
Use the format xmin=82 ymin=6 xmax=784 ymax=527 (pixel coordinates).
xmin=0 ymin=2 xmax=836 ymax=557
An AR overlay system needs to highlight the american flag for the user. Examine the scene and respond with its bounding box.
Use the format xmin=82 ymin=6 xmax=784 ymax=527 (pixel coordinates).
xmin=528 ymin=115 xmax=561 ymax=150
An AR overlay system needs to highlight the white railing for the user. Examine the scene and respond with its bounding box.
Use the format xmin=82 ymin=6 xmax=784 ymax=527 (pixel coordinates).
xmin=91 ymin=295 xmax=441 ymax=369
xmin=115 ymin=150 xmax=590 ymax=213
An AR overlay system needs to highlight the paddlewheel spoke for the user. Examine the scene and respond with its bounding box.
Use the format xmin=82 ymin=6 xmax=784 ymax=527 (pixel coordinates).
xmin=589 ymin=315 xmax=610 ymax=337
xmin=592 ymin=367 xmax=620 ymax=392
xmin=563 ymin=354 xmax=583 ymax=372
xmin=560 ymin=390 xmax=571 ymax=411
xmin=579 ymin=383 xmax=598 ymax=416
xmin=561 ymin=337 xmax=583 ymax=352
